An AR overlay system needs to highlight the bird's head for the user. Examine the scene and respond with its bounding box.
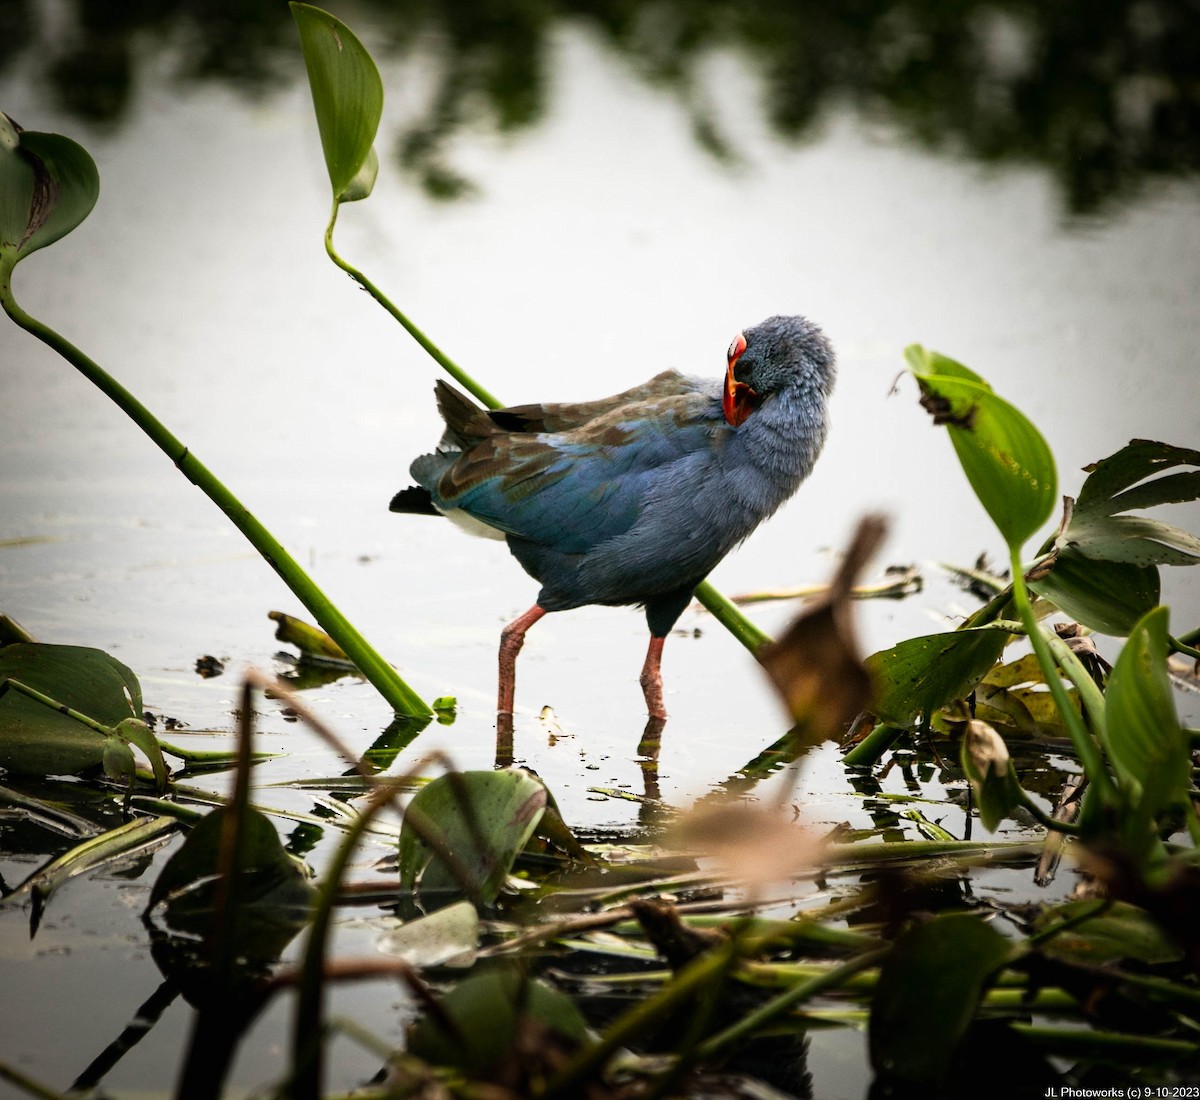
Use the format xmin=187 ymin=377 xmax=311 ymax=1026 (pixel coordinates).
xmin=723 ymin=315 xmax=835 ymax=427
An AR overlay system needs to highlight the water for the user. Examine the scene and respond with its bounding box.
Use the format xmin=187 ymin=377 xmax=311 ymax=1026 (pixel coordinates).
xmin=1 ymin=3 xmax=1199 ymax=1094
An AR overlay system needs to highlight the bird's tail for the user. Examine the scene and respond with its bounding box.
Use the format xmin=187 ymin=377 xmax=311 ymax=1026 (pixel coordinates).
xmin=388 ymin=486 xmax=441 ymax=515
xmin=435 ymin=380 xmax=495 ymax=448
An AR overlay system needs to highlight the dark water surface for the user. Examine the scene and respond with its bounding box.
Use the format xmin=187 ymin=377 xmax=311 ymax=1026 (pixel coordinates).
xmin=2 ymin=2 xmax=1199 ymax=1095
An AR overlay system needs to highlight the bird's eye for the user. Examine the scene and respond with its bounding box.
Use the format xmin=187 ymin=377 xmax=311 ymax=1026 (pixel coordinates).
xmin=727 ymin=332 xmax=747 ymax=363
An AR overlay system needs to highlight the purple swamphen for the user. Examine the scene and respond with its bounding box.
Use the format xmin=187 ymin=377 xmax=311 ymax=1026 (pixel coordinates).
xmin=390 ymin=314 xmax=835 ymax=720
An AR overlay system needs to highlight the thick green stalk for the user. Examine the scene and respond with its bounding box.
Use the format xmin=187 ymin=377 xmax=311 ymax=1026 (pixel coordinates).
xmin=1008 ymin=546 xmax=1115 ymax=804
xmin=842 ymin=722 xmax=903 ymax=768
xmin=321 ymin=209 xmax=774 ymax=655
xmin=2 ymin=262 xmax=431 ymax=719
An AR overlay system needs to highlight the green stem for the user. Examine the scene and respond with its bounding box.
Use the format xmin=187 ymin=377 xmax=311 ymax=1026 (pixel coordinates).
xmin=693 ymin=580 xmax=772 ymax=653
xmin=1043 ymin=630 xmax=1108 ymax=744
xmin=1015 ymin=785 xmax=1082 ymax=835
xmin=541 ymin=941 xmax=739 ymax=1099
xmin=323 ymin=203 xmax=501 ymax=409
xmin=0 ymin=678 xmax=108 ymax=737
xmin=1170 ymin=634 xmax=1200 ymax=661
xmin=1 ymin=262 xmax=431 ymax=719
xmin=1008 ymin=546 xmax=1115 ymax=804
xmin=321 ymin=210 xmax=773 ymax=655
xmin=694 ymin=946 xmax=889 ymax=1061
xmin=842 ymin=722 xmax=904 ymax=768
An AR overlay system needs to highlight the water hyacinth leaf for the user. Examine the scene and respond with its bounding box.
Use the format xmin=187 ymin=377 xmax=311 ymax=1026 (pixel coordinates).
xmin=290 ymin=3 xmax=383 ymax=203
xmin=0 ymin=643 xmax=142 ymax=776
xmin=1029 ymin=547 xmax=1160 ymax=636
xmin=908 ymin=345 xmax=1057 ymax=551
xmin=904 ymin=345 xmax=989 ymax=388
xmin=148 ymin=805 xmax=315 ymax=933
xmin=1035 ymin=900 xmax=1184 ymax=966
xmin=866 ymin=627 xmax=1008 ymax=730
xmin=0 ymin=115 xmax=99 ymax=261
xmin=870 ymin=912 xmax=1017 ymax=1087
xmin=113 ymin=717 xmax=169 ymax=792
xmin=377 ymin=899 xmax=479 ymax=968
xmin=1055 ymin=441 xmax=1200 ymax=567
xmin=1102 ymin=606 xmax=1187 ymax=817
xmin=961 ymin=720 xmax=1022 ymax=831
xmin=407 ymin=967 xmax=590 ymax=1077
xmin=398 ymin=769 xmax=547 ymax=909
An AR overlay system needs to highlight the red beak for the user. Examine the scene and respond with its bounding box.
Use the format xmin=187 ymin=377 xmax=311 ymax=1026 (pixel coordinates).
xmin=723 ymin=332 xmax=757 ymax=427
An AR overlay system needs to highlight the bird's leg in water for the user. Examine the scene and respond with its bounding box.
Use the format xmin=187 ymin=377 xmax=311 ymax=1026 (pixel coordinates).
xmin=639 ymin=635 xmax=668 ymax=720
xmin=498 ymin=604 xmax=547 ymax=716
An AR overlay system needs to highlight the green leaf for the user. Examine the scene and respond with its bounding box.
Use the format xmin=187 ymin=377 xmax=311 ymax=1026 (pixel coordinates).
xmin=960 ymin=720 xmax=1022 ymax=831
xmin=866 ymin=627 xmax=1008 ymax=730
xmin=0 ymin=643 xmax=142 ymax=776
xmin=1035 ymin=901 xmax=1184 ymax=966
xmin=290 ymin=3 xmax=383 ymax=203
xmin=1059 ymin=441 xmax=1200 ymax=567
xmin=908 ymin=345 xmax=1057 ymax=551
xmin=407 ymin=966 xmax=590 ymax=1076
xmin=0 ymin=115 xmax=99 ymax=262
xmin=1103 ymin=606 xmax=1187 ymax=818
xmin=398 ymin=769 xmax=547 ymax=908
xmin=377 ymin=899 xmax=480 ymax=968
xmin=904 ymin=345 xmax=989 ymax=388
xmin=7 ymin=816 xmax=179 ymax=933
xmin=870 ymin=913 xmax=1017 ymax=1087
xmin=1030 ymin=547 xmax=1161 ymax=636
xmin=113 ymin=716 xmax=170 ymax=793
xmin=148 ymin=805 xmax=314 ymax=932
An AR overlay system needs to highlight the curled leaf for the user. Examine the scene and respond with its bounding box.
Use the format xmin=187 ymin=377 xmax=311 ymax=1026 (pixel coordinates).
xmin=961 ymin=719 xmax=1022 ymax=832
xmin=0 ymin=113 xmax=99 ymax=263
xmin=907 ymin=345 xmax=1057 ymax=551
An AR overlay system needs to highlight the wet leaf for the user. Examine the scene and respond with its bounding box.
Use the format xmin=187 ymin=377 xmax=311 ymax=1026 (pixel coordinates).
xmin=407 ymin=966 xmax=590 ymax=1077
xmin=0 ymin=114 xmax=99 ymax=262
xmin=759 ymin=515 xmax=884 ymax=742
xmin=1103 ymin=607 xmax=1187 ymax=821
xmin=148 ymin=805 xmax=315 ymax=942
xmin=960 ymin=720 xmax=1022 ymax=831
xmin=378 ymin=900 xmax=479 ymax=968
xmin=1029 ymin=547 xmax=1161 ymax=636
xmin=6 ymin=815 xmax=179 ymax=933
xmin=866 ymin=627 xmax=1008 ymax=730
xmin=870 ymin=912 xmax=1017 ymax=1087
xmin=0 ymin=643 xmax=142 ymax=776
xmin=398 ymin=769 xmax=547 ymax=909
xmin=290 ymin=4 xmax=383 ymax=203
xmin=1035 ymin=901 xmax=1184 ymax=966
xmin=908 ymin=345 xmax=1057 ymax=550
xmin=268 ymin=610 xmax=352 ymax=667
xmin=1056 ymin=441 xmax=1200 ymax=567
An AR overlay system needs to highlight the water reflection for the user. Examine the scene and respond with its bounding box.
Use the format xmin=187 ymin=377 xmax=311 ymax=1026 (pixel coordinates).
xmin=7 ymin=0 xmax=1197 ymax=211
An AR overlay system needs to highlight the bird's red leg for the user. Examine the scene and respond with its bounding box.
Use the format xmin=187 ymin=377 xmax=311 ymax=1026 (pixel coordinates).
xmin=498 ymin=604 xmax=546 ymax=716
xmin=639 ymin=634 xmax=668 ymax=720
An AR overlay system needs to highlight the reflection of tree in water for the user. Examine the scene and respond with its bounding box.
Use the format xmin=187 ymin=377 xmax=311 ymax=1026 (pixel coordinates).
xmin=4 ymin=0 xmax=1198 ymax=212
